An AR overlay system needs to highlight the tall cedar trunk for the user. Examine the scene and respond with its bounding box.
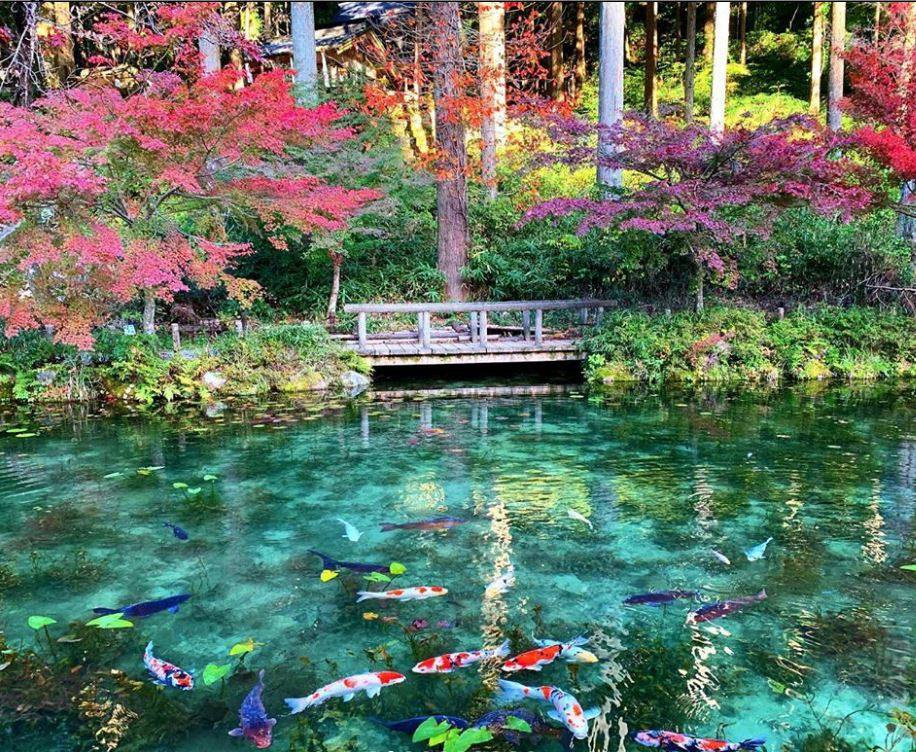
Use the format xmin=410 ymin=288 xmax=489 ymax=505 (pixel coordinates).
xmin=685 ymin=2 xmax=697 ymax=122
xmin=703 ymin=1 xmax=716 ymax=63
xmin=429 ymin=2 xmax=469 ymax=300
xmin=574 ymin=2 xmax=587 ymax=99
xmin=624 ymin=4 xmax=637 ymax=63
xmin=479 ymin=2 xmax=506 ymax=200
xmin=597 ymin=1 xmax=625 ymax=191
xmin=49 ymin=2 xmax=74 ymax=87
xmin=810 ymin=2 xmax=824 ymax=114
xmin=738 ymin=1 xmax=747 ymax=64
xmin=263 ymin=1 xmax=273 ymax=38
xmin=827 ymin=1 xmax=846 ymax=131
xmin=874 ymin=2 xmax=882 ymax=43
xmin=709 ymin=1 xmax=730 ymax=136
xmin=549 ymin=1 xmax=564 ymax=100
xmin=327 ymin=253 xmax=342 ymax=326
xmin=198 ymin=25 xmax=221 ymax=74
xmin=675 ymin=1 xmax=683 ymax=56
xmin=291 ymin=1 xmax=318 ymax=102
xmin=644 ymin=1 xmax=658 ymax=117
xmin=695 ymin=266 xmax=705 ymax=312
xmin=142 ymin=291 xmax=157 ymax=335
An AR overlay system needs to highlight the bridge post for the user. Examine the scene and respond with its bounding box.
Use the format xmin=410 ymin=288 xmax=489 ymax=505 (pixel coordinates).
xmin=478 ymin=310 xmax=488 ymax=349
xmin=579 ymin=307 xmax=588 ymax=325
xmin=470 ymin=312 xmax=478 ymax=343
xmin=522 ymin=310 xmax=531 ymax=340
xmin=419 ymin=310 xmax=431 ymax=350
xmin=534 ymin=309 xmax=543 ymax=345
xmin=357 ymin=312 xmax=367 ymax=349
xmin=596 ymin=306 xmax=604 ymax=325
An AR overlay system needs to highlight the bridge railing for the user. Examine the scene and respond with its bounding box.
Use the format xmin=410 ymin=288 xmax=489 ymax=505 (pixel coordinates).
xmin=342 ymin=299 xmax=616 ymax=350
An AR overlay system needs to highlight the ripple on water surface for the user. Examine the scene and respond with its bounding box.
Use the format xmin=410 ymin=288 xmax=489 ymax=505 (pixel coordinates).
xmin=0 ymin=386 xmax=913 ymax=752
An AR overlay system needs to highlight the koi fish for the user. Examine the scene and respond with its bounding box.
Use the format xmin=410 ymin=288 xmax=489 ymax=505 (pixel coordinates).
xmin=533 ymin=637 xmax=598 ymax=664
xmin=356 ymin=586 xmax=447 ymax=603
xmin=623 ymin=590 xmax=698 ymax=606
xmin=373 ymin=715 xmax=470 ymax=734
xmin=380 ymin=516 xmax=466 ymax=532
xmin=336 ymin=518 xmax=362 ymax=542
xmin=163 ymin=521 xmax=188 ymax=540
xmin=93 ymin=593 xmax=190 ymax=618
xmin=711 ymin=550 xmax=731 ymax=565
xmin=634 ymin=729 xmax=766 ymax=751
xmin=228 ymin=670 xmax=276 ymax=748
xmin=744 ymin=537 xmax=773 ymax=562
xmin=502 ymin=637 xmax=592 ymax=672
xmin=308 ymin=549 xmax=389 ymax=574
xmin=567 ymin=509 xmax=593 ymax=530
xmin=496 ymin=679 xmax=597 ymax=740
xmin=284 ymin=671 xmax=405 ymax=713
xmin=413 ymin=640 xmax=510 ymax=673
xmin=484 ymin=565 xmax=516 ymax=598
xmin=142 ymin=642 xmax=193 ymax=690
xmin=688 ymin=589 xmax=767 ymax=623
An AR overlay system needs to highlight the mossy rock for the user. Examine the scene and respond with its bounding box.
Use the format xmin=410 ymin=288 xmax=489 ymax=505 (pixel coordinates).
xmin=794 ymin=358 xmax=831 ymax=380
xmin=593 ymin=361 xmax=635 ymax=384
xmin=279 ymin=370 xmax=329 ymax=393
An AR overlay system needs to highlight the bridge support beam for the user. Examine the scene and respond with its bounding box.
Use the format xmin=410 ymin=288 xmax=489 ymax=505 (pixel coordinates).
xmin=470 ymin=312 xmax=478 ymax=343
xmin=534 ymin=309 xmax=543 ymax=345
xmin=522 ymin=310 xmax=531 ymax=340
xmin=357 ymin=312 xmax=367 ymax=348
xmin=478 ymin=311 xmax=488 ymax=349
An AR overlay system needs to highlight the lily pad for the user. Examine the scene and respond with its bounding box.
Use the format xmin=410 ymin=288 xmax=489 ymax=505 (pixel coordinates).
xmin=103 ymin=472 xmax=124 ymax=479
xmin=172 ymin=482 xmax=189 ymax=490
xmin=27 ymin=615 xmax=56 ymax=630
xmin=203 ymin=474 xmax=218 ymax=482
xmin=86 ymin=612 xmax=133 ymax=629
xmin=504 ymin=717 xmax=532 ymax=733
xmin=364 ymin=572 xmax=392 ymax=583
xmin=202 ymin=663 xmax=232 ymax=686
xmin=229 ymin=638 xmax=263 ymax=656
xmin=186 ymin=487 xmax=202 ymax=496
xmin=389 ymin=561 xmax=407 ymax=576
xmin=445 ymin=728 xmax=494 ymax=752
xmin=412 ymin=717 xmax=453 ymax=743
xmin=900 ymin=564 xmax=916 ymax=571
xmin=320 ymin=569 xmax=339 ymax=582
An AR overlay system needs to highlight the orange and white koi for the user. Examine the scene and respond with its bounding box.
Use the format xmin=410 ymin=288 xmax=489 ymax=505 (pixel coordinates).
xmin=497 ymin=679 xmax=597 ymax=740
xmin=142 ymin=641 xmax=193 ymax=690
xmin=502 ymin=636 xmax=592 ymax=672
xmin=533 ymin=637 xmax=598 ymax=664
xmin=412 ymin=640 xmax=510 ymax=674
xmin=284 ymin=671 xmax=405 ymax=713
xmin=355 ymin=586 xmax=447 ymax=603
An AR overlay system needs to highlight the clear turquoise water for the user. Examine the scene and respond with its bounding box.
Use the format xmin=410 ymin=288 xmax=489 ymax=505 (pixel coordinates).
xmin=0 ymin=386 xmax=913 ymax=751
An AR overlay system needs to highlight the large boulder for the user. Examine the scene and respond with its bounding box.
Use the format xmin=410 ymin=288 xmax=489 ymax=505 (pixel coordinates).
xmin=340 ymin=370 xmax=370 ymax=397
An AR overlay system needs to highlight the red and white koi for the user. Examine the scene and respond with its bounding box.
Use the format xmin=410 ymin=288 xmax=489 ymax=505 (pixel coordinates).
xmin=412 ymin=640 xmax=510 ymax=674
xmin=502 ymin=636 xmax=593 ymax=672
xmin=634 ymin=729 xmax=765 ymax=751
xmin=497 ymin=679 xmax=597 ymax=740
xmin=285 ymin=671 xmax=405 ymax=713
xmin=142 ymin=641 xmax=194 ymax=690
xmin=355 ymin=586 xmax=447 ymax=603
xmin=533 ymin=637 xmax=598 ymax=664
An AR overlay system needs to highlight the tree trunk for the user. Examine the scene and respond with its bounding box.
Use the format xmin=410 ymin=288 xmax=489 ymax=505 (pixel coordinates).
xmin=685 ymin=2 xmax=697 ymax=122
xmin=263 ymin=1 xmax=273 ymax=38
xmin=597 ymin=1 xmax=625 ymax=192
xmin=827 ymin=1 xmax=846 ymax=131
xmin=198 ymin=28 xmax=221 ymax=74
xmin=142 ymin=291 xmax=157 ymax=335
xmin=549 ymin=1 xmax=564 ymax=101
xmin=809 ymin=2 xmax=824 ymax=114
xmin=291 ymin=1 xmax=318 ymax=103
xmin=574 ymin=2 xmax=587 ymax=99
xmin=479 ymin=1 xmax=506 ymax=200
xmin=695 ymin=266 xmax=705 ymax=312
xmin=9 ymin=1 xmax=41 ymax=105
xmin=703 ymin=1 xmax=716 ymax=63
xmin=48 ymin=2 xmax=74 ymax=87
xmin=709 ymin=1 xmax=730 ymax=136
xmin=429 ymin=1 xmax=469 ymax=300
xmin=738 ymin=1 xmax=747 ymax=65
xmin=644 ymin=1 xmax=658 ymax=117
xmin=327 ymin=252 xmax=342 ymax=326
xmin=675 ymin=1 xmax=683 ymax=56
xmin=874 ymin=2 xmax=882 ymax=43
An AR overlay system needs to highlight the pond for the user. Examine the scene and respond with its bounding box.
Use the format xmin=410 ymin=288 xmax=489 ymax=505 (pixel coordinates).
xmin=0 ymin=385 xmax=913 ymax=752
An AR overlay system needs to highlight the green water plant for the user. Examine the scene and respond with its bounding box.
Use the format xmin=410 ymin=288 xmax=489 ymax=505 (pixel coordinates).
xmin=202 ymin=662 xmax=232 ymax=686
xmin=28 ymin=615 xmax=58 ymax=656
xmin=412 ymin=716 xmax=499 ymax=752
xmin=86 ymin=612 xmax=134 ymax=629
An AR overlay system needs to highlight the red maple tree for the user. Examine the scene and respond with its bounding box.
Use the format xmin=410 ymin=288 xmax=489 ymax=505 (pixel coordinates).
xmin=0 ymin=6 xmax=377 ymax=349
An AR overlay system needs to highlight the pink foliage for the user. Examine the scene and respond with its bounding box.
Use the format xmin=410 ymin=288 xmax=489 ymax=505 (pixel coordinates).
xmin=0 ymin=60 xmax=377 ymax=348
xmin=844 ymin=3 xmax=916 ymax=185
xmin=524 ymin=112 xmax=876 ymax=283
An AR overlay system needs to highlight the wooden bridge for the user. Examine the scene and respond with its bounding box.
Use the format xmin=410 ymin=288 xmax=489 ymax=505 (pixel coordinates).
xmin=339 ymin=300 xmax=614 ymax=366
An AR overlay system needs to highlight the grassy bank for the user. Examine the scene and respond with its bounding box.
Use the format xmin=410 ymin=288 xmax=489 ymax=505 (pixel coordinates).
xmin=585 ymin=306 xmax=916 ymax=386
xmin=0 ymin=324 xmax=369 ymax=404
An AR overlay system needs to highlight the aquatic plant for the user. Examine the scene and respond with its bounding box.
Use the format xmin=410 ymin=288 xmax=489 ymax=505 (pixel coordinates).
xmin=202 ymin=663 xmax=232 ymax=687
xmin=86 ymin=613 xmax=134 ymax=630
